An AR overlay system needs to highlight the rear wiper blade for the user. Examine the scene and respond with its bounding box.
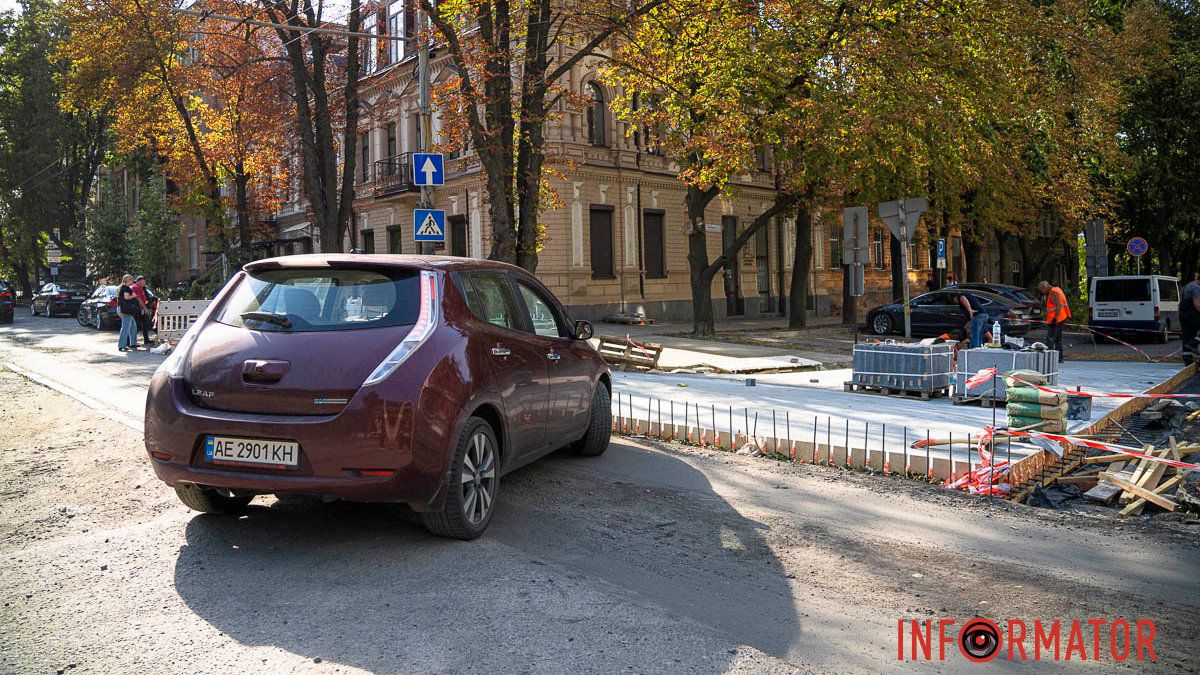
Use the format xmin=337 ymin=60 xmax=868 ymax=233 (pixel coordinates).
xmin=241 ymin=311 xmax=292 ymax=328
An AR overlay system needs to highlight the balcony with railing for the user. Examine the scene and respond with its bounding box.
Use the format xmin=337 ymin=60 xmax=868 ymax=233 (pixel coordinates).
xmin=373 ymin=153 xmax=417 ymax=198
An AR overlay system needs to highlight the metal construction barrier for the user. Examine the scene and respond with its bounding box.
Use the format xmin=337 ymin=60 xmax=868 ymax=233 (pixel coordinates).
xmin=155 ymin=300 xmax=210 ymax=345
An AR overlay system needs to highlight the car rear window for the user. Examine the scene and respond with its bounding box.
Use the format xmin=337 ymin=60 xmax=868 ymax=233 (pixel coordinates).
xmin=214 ymin=268 xmax=421 ymax=332
xmin=1095 ymin=279 xmax=1151 ymax=302
xmin=1159 ymin=279 xmax=1179 ymax=302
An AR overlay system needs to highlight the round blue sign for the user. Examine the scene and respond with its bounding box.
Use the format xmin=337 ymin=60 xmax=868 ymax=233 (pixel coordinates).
xmin=1127 ymin=237 xmax=1148 ymax=257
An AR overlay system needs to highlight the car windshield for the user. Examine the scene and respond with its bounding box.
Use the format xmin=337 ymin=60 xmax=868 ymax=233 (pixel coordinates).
xmin=214 ymin=267 xmax=421 ymax=332
xmin=60 ymin=283 xmax=90 ymax=292
xmin=1095 ymin=279 xmax=1151 ymax=302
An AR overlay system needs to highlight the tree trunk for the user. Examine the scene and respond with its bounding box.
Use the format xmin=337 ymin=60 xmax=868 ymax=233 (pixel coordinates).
xmin=234 ymin=163 xmax=252 ymax=254
xmin=685 ymin=185 xmax=718 ymax=335
xmin=889 ymin=234 xmax=904 ymax=302
xmin=789 ymin=204 xmax=813 ymax=329
xmin=996 ymin=230 xmax=1013 ymax=287
xmin=964 ymin=237 xmax=983 ymax=282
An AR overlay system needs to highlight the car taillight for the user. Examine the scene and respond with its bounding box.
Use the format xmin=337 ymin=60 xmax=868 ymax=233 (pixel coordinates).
xmin=1088 ymin=306 xmax=1093 ymax=321
xmin=363 ymin=270 xmax=439 ymax=387
xmin=157 ymin=272 xmax=244 ymax=379
xmin=106 ymin=299 xmax=118 ymax=307
xmin=0 ymin=292 xmax=9 ymax=298
xmin=1154 ymin=306 xmax=1160 ymax=321
xmin=56 ymin=293 xmax=69 ymax=299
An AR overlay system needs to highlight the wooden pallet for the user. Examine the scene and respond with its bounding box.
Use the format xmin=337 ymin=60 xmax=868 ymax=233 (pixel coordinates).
xmin=842 ymin=381 xmax=949 ymax=400
xmin=603 ymin=315 xmax=656 ymax=325
xmin=952 ymin=395 xmax=1004 ymax=409
xmin=595 ymin=334 xmax=663 ymax=371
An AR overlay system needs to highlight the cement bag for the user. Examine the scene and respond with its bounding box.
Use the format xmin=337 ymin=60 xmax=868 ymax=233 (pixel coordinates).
xmin=1006 ymin=401 xmax=1067 ymax=420
xmin=1004 ymin=369 xmax=1048 ymax=389
xmin=1007 ymin=415 xmax=1067 ymax=433
xmin=1006 ymin=386 xmax=1067 ymax=406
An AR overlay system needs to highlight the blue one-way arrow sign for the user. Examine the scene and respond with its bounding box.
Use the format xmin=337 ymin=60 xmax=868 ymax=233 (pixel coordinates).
xmin=414 ymin=209 xmax=446 ymax=242
xmin=412 ymin=152 xmax=445 ymax=186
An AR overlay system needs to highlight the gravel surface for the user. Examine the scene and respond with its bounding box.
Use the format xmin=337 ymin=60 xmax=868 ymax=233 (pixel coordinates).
xmin=2 ymin=314 xmax=1199 ymax=673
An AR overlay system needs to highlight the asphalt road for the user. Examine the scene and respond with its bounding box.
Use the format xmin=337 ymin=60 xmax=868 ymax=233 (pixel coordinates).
xmin=2 ymin=312 xmax=1199 ymax=673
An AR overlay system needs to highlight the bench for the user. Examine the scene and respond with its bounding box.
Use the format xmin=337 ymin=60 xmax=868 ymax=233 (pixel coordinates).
xmin=155 ymin=300 xmax=210 ymax=345
xmin=595 ymin=334 xmax=663 ymax=371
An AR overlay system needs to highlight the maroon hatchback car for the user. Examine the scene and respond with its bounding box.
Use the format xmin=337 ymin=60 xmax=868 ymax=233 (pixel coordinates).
xmin=144 ymin=255 xmax=612 ymax=539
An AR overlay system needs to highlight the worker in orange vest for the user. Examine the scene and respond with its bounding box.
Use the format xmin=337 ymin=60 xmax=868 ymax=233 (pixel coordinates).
xmin=1038 ymin=280 xmax=1070 ymax=362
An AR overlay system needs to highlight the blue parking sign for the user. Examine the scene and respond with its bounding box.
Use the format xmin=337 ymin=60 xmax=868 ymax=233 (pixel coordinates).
xmin=414 ymin=209 xmax=446 ymax=242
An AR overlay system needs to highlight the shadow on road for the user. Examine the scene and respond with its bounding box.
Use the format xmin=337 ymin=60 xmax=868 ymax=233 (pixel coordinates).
xmin=172 ymin=444 xmax=800 ymax=672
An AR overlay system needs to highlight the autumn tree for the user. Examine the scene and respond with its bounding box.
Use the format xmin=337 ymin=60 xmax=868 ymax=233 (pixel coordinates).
xmin=257 ymin=0 xmax=363 ymax=254
xmin=0 ymin=0 xmax=107 ymax=295
xmin=423 ymin=0 xmax=669 ymax=270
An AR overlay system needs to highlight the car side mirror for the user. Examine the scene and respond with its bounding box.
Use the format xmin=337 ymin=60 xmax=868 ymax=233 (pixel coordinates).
xmin=573 ymin=319 xmax=594 ymax=340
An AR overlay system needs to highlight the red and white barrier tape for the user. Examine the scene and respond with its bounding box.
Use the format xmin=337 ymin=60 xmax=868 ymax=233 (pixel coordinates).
xmin=1001 ymin=429 xmax=1200 ymax=470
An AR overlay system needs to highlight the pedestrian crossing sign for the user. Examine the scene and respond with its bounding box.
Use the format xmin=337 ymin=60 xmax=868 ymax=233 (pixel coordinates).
xmin=414 ymin=209 xmax=446 ymax=242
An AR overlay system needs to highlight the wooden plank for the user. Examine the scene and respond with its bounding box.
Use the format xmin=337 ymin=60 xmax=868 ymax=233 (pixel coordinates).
xmin=1055 ymin=474 xmax=1102 ymax=485
xmin=1081 ymin=453 xmax=1134 ymax=464
xmin=1119 ymin=474 xmax=1186 ymax=517
xmin=1120 ymin=445 xmax=1157 ymax=501
xmin=1084 ymin=481 xmax=1123 ymax=505
xmin=1100 ymin=472 xmax=1178 ymax=510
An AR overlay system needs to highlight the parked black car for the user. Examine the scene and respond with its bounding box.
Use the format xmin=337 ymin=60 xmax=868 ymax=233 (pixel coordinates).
xmin=946 ymin=282 xmax=1042 ymax=319
xmin=76 ymin=285 xmax=120 ymax=329
xmin=867 ymin=289 xmax=1033 ymax=338
xmin=0 ymin=279 xmax=13 ymax=324
xmin=30 ymin=282 xmax=91 ymax=317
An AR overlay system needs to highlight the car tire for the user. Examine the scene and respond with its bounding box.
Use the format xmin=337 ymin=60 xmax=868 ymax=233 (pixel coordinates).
xmin=422 ymin=417 xmax=499 ymax=540
xmin=571 ymin=385 xmax=611 ymax=457
xmin=870 ymin=312 xmax=894 ymax=335
xmin=30 ymin=303 xmax=36 ymax=316
xmin=77 ymin=307 xmax=88 ymax=327
xmin=95 ymin=312 xmax=103 ymax=330
xmin=173 ymin=484 xmax=253 ymax=514
xmin=1092 ymin=332 xmax=1109 ymax=345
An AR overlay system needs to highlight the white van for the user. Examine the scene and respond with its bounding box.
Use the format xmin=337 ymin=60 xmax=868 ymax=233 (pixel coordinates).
xmin=1088 ymin=275 xmax=1180 ymax=343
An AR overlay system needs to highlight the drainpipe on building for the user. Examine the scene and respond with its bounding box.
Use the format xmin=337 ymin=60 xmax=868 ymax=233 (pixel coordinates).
xmin=774 ymin=165 xmax=786 ymax=317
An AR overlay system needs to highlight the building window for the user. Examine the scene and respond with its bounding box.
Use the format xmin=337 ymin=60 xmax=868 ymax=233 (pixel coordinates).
xmin=586 ymin=83 xmax=607 ymax=147
xmin=874 ymin=228 xmax=885 ymax=269
xmin=359 ymin=133 xmax=370 ymax=182
xmin=643 ymin=210 xmax=666 ymax=279
xmin=361 ymin=229 xmax=375 ymax=253
xmin=589 ymin=207 xmax=614 ymax=279
xmin=387 ymin=225 xmax=402 ymax=254
xmin=386 ymin=122 xmax=397 ymax=162
xmin=387 ymin=1 xmax=406 ymax=63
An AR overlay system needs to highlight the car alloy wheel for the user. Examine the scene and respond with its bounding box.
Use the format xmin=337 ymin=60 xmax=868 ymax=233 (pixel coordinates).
xmin=95 ymin=312 xmax=102 ymax=330
xmin=77 ymin=307 xmax=88 ymax=327
xmin=461 ymin=429 xmax=497 ymax=525
xmin=871 ymin=313 xmax=894 ymax=335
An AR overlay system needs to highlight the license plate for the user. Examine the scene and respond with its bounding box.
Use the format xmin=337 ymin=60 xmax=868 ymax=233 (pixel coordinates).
xmin=205 ymin=435 xmax=300 ymax=468
xmin=1098 ymin=309 xmax=1119 ymax=318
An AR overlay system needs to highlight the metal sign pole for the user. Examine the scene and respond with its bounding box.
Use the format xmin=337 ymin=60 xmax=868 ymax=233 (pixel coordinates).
xmin=417 ymin=6 xmax=434 ymax=255
xmin=899 ymin=204 xmax=911 ymax=339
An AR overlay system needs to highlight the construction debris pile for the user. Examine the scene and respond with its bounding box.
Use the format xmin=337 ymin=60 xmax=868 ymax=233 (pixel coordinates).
xmin=1035 ymin=402 xmax=1200 ymax=516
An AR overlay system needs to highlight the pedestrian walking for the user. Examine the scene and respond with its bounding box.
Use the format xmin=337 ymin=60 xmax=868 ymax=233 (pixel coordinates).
xmin=1181 ymin=273 xmax=1200 ymax=365
xmin=116 ymin=274 xmax=140 ymax=352
xmin=955 ymin=290 xmax=988 ymax=349
xmin=1038 ymin=280 xmax=1070 ymax=361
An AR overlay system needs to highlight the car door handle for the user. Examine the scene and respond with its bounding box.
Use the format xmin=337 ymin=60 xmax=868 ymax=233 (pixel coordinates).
xmin=491 ymin=347 xmax=511 ymax=357
xmin=547 ymin=352 xmax=561 ymax=362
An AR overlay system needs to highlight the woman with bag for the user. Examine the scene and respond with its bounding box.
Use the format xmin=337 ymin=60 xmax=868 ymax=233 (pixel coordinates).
xmin=117 ymin=274 xmax=140 ymax=352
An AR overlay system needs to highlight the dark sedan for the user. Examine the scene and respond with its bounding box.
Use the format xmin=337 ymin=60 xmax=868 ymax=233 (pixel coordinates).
xmin=0 ymin=279 xmax=14 ymax=324
xmin=76 ymin=285 xmax=120 ymax=330
xmin=30 ymin=281 xmax=91 ymax=317
xmin=947 ymin=282 xmax=1042 ymax=319
xmin=145 ymin=255 xmax=613 ymax=539
xmin=867 ymin=289 xmax=1032 ymax=339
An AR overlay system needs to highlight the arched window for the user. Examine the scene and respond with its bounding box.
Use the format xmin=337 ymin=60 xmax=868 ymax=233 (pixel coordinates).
xmin=586 ymin=82 xmax=607 ymax=147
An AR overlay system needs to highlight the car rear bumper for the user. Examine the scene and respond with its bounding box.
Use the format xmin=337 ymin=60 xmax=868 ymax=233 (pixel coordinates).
xmin=143 ymin=372 xmax=455 ymax=508
xmin=1089 ymin=320 xmax=1165 ymax=336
